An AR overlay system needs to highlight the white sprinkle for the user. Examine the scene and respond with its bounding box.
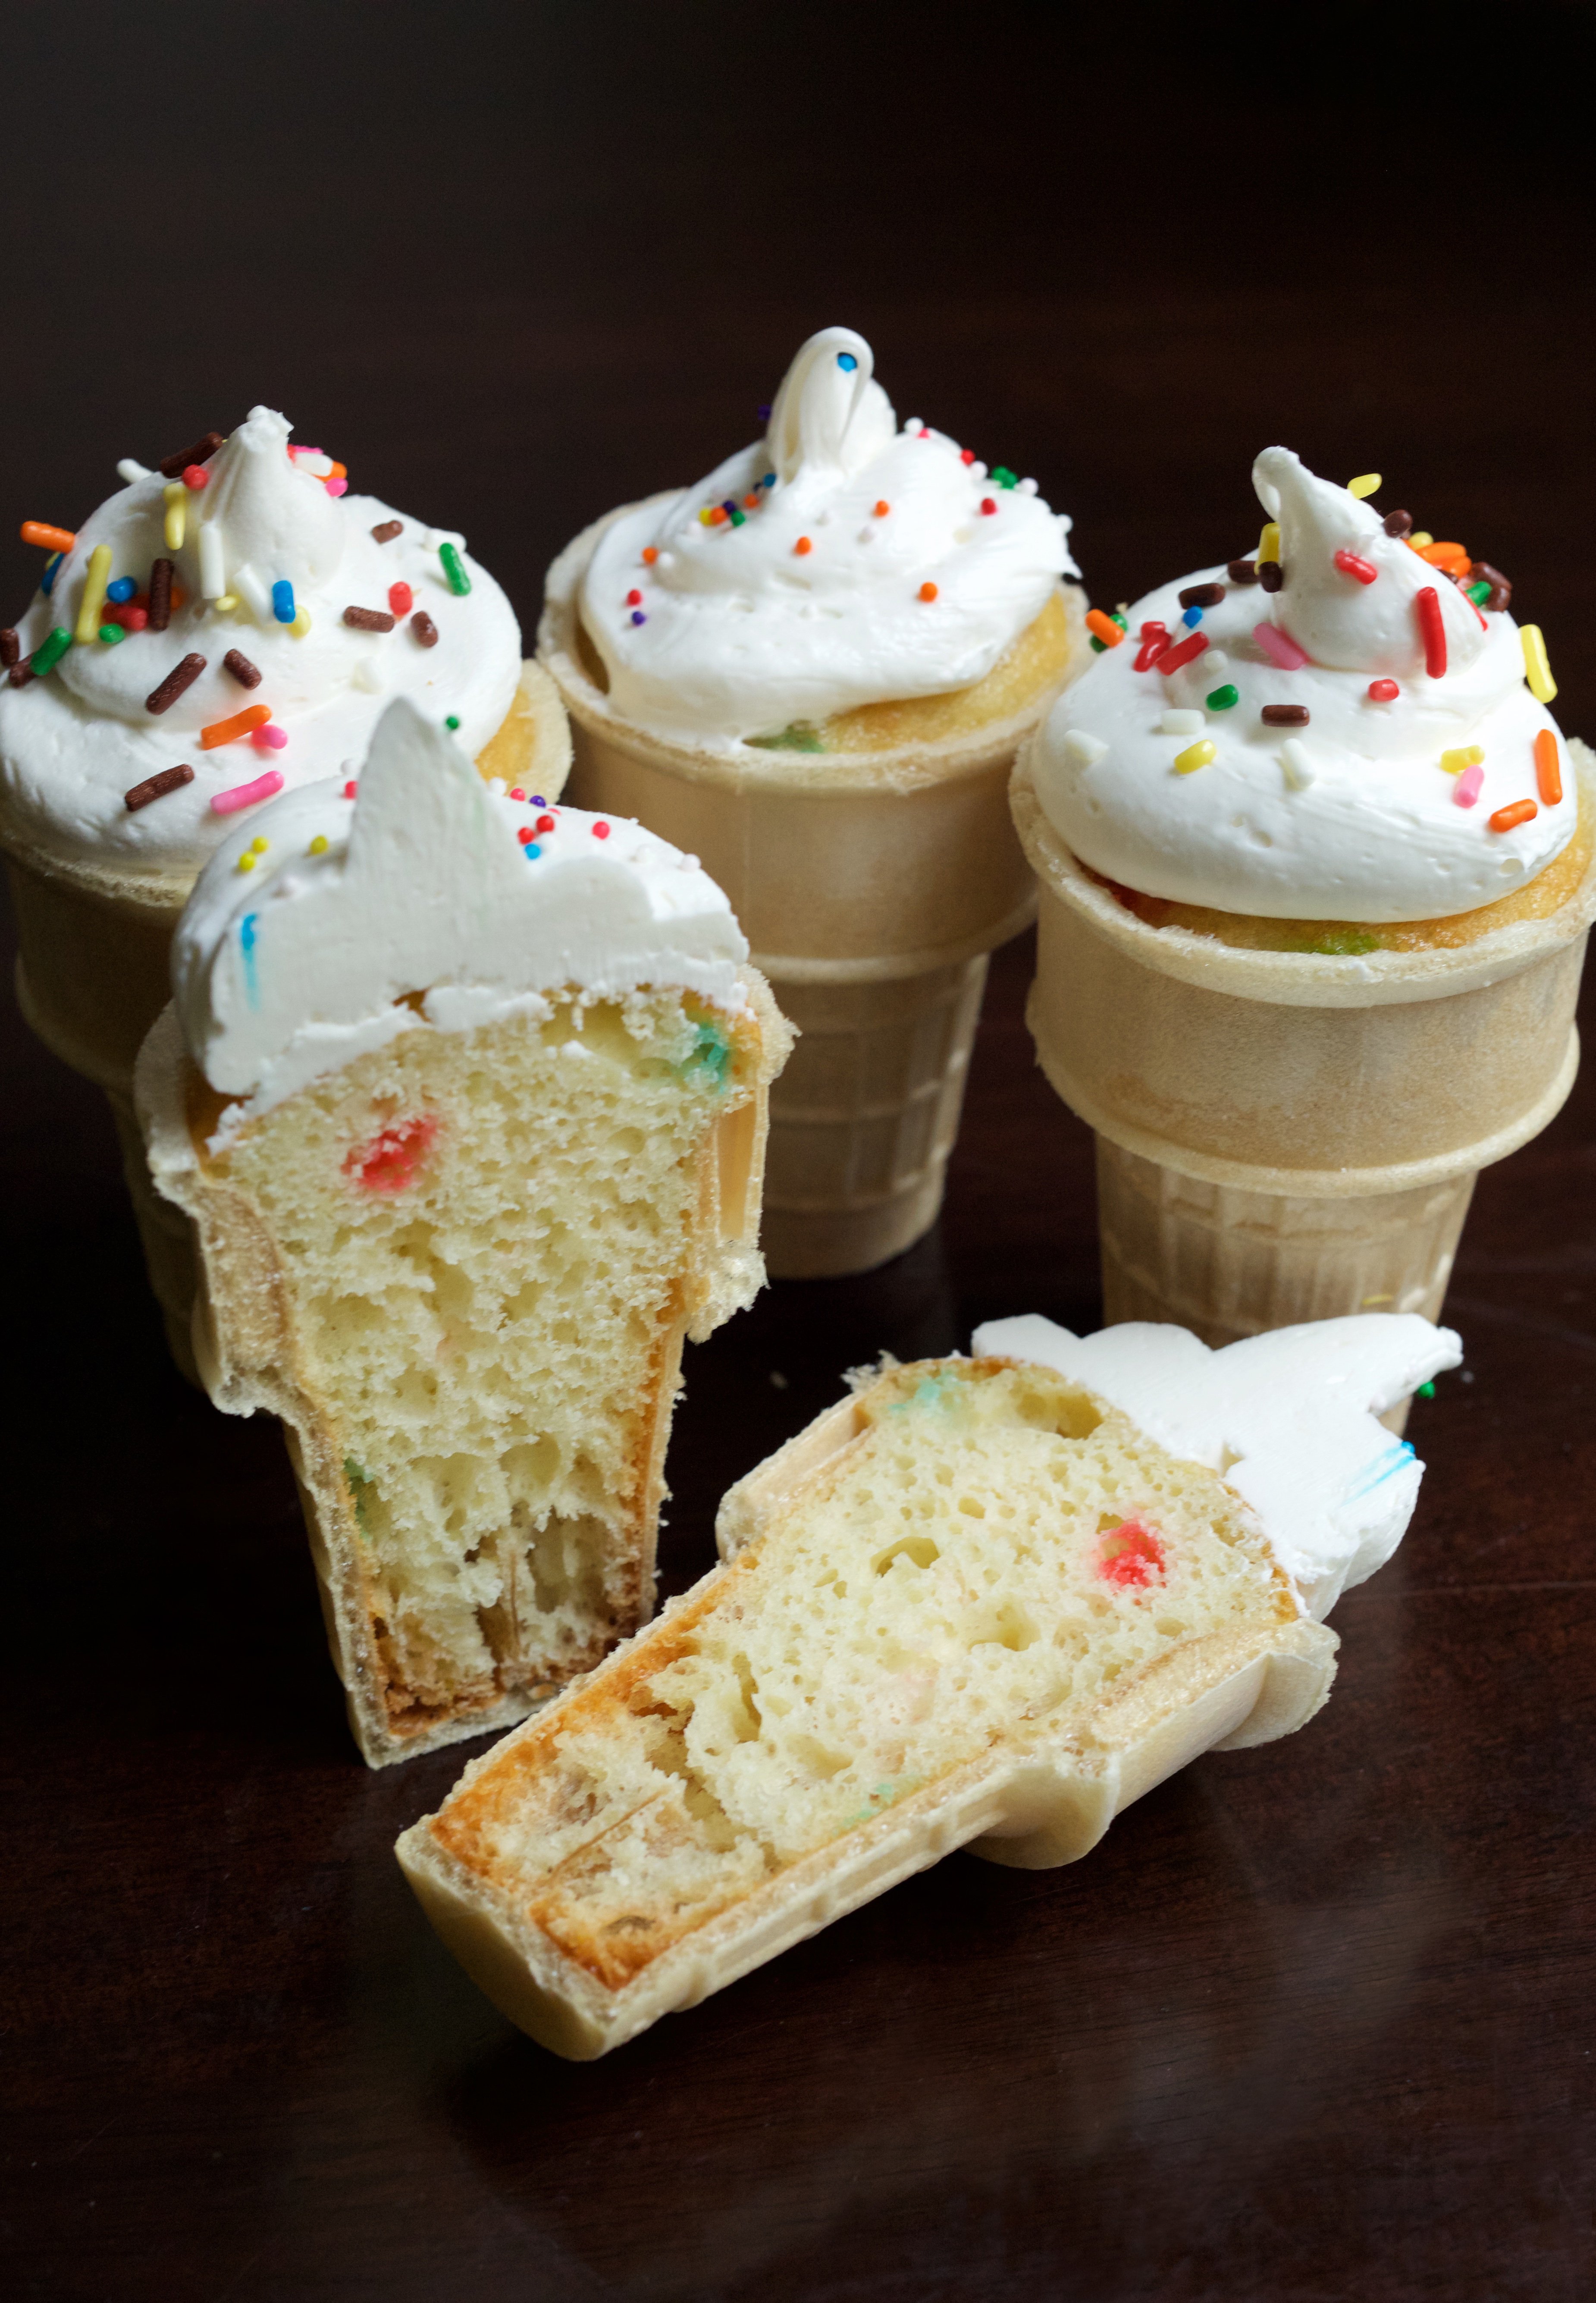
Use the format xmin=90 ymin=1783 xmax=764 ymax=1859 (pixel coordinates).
xmin=117 ymin=457 xmax=151 ymax=484
xmin=1063 ymin=729 xmax=1109 ymax=768
xmin=1161 ymin=709 xmax=1204 ymax=735
xmin=487 ymin=776 xmax=508 ymax=796
xmin=231 ymin=562 xmax=274 ymax=624
xmin=905 ymin=417 xmax=922 ymax=434
xmin=971 ymin=461 xmax=988 ymax=480
xmin=351 ymin=657 xmax=384 ymax=694
xmin=198 ymin=522 xmax=226 ymax=601
xmin=1205 ymin=649 xmax=1230 ymax=673
xmin=1018 ymin=477 xmax=1038 ymax=496
xmin=1280 ymin=738 xmax=1315 ymax=791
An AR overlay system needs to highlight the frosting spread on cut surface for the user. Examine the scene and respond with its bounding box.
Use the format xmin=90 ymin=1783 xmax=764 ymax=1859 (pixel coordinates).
xmin=579 ymin=327 xmax=1075 ymax=746
xmin=174 ymin=697 xmax=747 ymax=1133
xmin=0 ymin=408 xmax=520 ymax=876
xmin=1030 ymin=448 xmax=1571 ymax=921
xmin=972 ymin=1311 xmax=1462 ymax=1619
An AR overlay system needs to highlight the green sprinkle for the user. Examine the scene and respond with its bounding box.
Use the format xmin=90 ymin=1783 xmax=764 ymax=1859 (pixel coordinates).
xmin=343 ymin=1457 xmax=371 ymax=1529
xmin=445 ymin=713 xmax=461 ymax=730
xmin=1417 ymin=1381 xmax=1436 ymax=1398
xmin=728 ymin=506 xmax=746 ymax=527
xmin=439 ymin=541 xmax=471 ymax=596
xmin=748 ymin=722 xmax=825 ymax=753
xmin=30 ymin=625 xmax=72 ymax=676
xmin=1112 ymin=610 xmax=1128 ymax=629
xmin=683 ymin=1019 xmax=732 ymax=1087
xmin=1465 ymin=579 xmax=1492 ymax=606
xmin=1302 ymin=927 xmax=1381 ymax=957
xmin=98 ymin=622 xmax=126 ymax=645
xmin=1206 ymin=682 xmax=1239 ymax=711
xmin=991 ymin=466 xmax=1019 ymax=490
xmin=1089 ymin=635 xmax=1108 ymax=653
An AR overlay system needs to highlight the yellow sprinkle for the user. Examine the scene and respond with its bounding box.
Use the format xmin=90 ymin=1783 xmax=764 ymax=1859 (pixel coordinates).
xmin=236 ymin=852 xmax=257 ymax=873
xmin=163 ymin=480 xmax=187 ymax=551
xmin=75 ymin=541 xmax=113 ymax=644
xmin=1174 ymin=738 xmax=1216 ymax=775
xmin=250 ymin=835 xmax=269 ymax=853
xmin=1257 ymin=522 xmax=1281 ymax=564
xmin=289 ymin=605 xmax=312 ymax=637
xmin=308 ymin=834 xmax=329 ymax=855
xmin=213 ymin=592 xmax=238 ymax=613
xmin=1440 ymin=744 xmax=1486 ymax=774
xmin=1347 ymin=473 xmax=1382 ymax=499
xmin=1409 ymin=530 xmax=1433 ymax=549
xmin=1521 ymin=623 xmax=1556 ymax=704
xmin=1361 ymin=1293 xmax=1393 ymax=1307
xmin=699 ymin=506 xmax=715 ymax=525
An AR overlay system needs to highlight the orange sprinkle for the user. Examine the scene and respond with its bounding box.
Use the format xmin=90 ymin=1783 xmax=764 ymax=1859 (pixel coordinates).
xmin=919 ymin=581 xmax=938 ymax=602
xmin=794 ymin=536 xmax=812 ymax=556
xmin=1085 ymin=608 xmax=1126 ymax=647
xmin=641 ymin=547 xmax=658 ymax=564
xmin=743 ymin=493 xmax=760 ymax=510
xmin=1489 ymin=798 xmax=1538 ymax=834
xmin=171 ymin=584 xmax=188 ymax=610
xmin=200 ymin=703 xmax=273 ymax=750
xmin=21 ymin=521 xmax=75 ymax=552
xmin=1534 ymin=728 xmax=1563 ymax=805
xmin=709 ymin=506 xmax=728 ymax=526
xmin=328 ymin=462 xmax=347 ymax=480
xmin=874 ymin=500 xmax=890 ymax=517
xmin=1418 ymin=540 xmax=1470 ymax=573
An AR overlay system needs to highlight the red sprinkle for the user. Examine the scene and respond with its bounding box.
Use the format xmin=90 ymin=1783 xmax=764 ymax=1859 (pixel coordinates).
xmin=1154 ymin=630 xmax=1209 ymax=675
xmin=626 ymin=589 xmax=643 ymax=606
xmin=1489 ymin=798 xmax=1537 ymax=834
xmin=182 ymin=464 xmax=209 ymax=490
xmin=1416 ymin=586 xmax=1448 ymax=678
xmin=1368 ymin=679 xmax=1400 ymax=701
xmin=959 ymin=449 xmax=975 ymax=465
xmin=517 ymin=826 xmax=535 ymax=845
xmin=1333 ymin=548 xmax=1378 ymax=585
xmin=1097 ymin=1519 xmax=1166 ymax=1590
xmin=980 ymin=498 xmax=997 ymax=515
xmin=536 ymin=814 xmax=555 ymax=833
xmin=343 ymin=780 xmax=358 ymax=799
xmin=345 ymin=1114 xmax=438 ymax=1195
xmin=593 ymin=822 xmax=611 ymax=839
xmin=1133 ymin=622 xmax=1170 ymax=672
xmin=388 ymin=581 xmax=413 ymax=618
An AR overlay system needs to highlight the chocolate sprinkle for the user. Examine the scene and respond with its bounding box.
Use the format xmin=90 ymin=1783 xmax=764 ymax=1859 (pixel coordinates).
xmin=1179 ymin=583 xmax=1226 ymax=610
xmin=9 ymin=657 xmax=34 ymax=688
xmin=1383 ymin=509 xmax=1413 ymax=539
xmin=145 ymin=654 xmax=206 ymax=714
xmin=1261 ymin=704 xmax=1310 ymax=727
xmin=1259 ymin=562 xmax=1285 ymax=593
xmin=157 ymin=431 xmax=226 ymax=481
xmin=1226 ymin=559 xmax=1259 ymax=585
xmin=411 ymin=612 xmax=439 ymax=648
xmin=148 ymin=557 xmax=174 ymax=632
xmin=0 ymin=628 xmax=17 ymax=668
xmin=125 ymin=763 xmax=195 ymax=812
xmin=223 ymin=649 xmax=262 ymax=689
xmin=343 ymin=606 xmax=395 ymax=632
xmin=371 ymin=520 xmax=403 ymax=544
xmin=1470 ymin=559 xmax=1512 ymax=611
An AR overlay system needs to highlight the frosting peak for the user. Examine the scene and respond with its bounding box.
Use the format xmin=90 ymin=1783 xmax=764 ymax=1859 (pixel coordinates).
xmin=1252 ymin=447 xmax=1485 ymax=679
xmin=197 ymin=406 xmax=346 ymax=598
xmin=577 ymin=326 xmax=1075 ymax=746
xmin=173 ymin=697 xmax=748 ymax=1132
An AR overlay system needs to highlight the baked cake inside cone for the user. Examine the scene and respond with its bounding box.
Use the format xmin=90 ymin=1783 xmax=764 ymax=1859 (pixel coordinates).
xmin=539 ymin=327 xmax=1087 ymax=1276
xmin=135 ymin=699 xmax=791 ymax=1766
xmin=397 ymin=1312 xmax=1459 ymax=2059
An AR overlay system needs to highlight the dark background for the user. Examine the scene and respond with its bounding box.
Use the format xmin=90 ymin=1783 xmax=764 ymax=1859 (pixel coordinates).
xmin=5 ymin=4 xmax=1594 ymax=2298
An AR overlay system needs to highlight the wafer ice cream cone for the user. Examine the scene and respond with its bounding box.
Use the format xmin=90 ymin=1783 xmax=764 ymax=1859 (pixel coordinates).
xmin=539 ymin=327 xmax=1087 ymax=1276
xmin=0 ymin=409 xmax=564 ymax=1371
xmin=1017 ymin=448 xmax=1596 ymax=1376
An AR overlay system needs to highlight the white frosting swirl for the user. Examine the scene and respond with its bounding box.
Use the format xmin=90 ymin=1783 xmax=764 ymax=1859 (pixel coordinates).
xmin=1031 ymin=448 xmax=1573 ymax=921
xmin=973 ymin=1311 xmax=1462 ymax=1619
xmin=578 ymin=327 xmax=1075 ymax=746
xmin=0 ymin=408 xmax=521 ymax=878
xmin=174 ymin=696 xmax=748 ymax=1135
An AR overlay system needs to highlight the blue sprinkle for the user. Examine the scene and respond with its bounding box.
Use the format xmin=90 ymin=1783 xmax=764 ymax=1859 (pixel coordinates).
xmin=240 ymin=912 xmax=260 ymax=1008
xmin=107 ymin=576 xmax=137 ymax=604
xmin=630 ymin=609 xmax=646 ymax=626
xmin=756 ymin=402 xmax=771 ymax=420
xmin=761 ymin=473 xmax=775 ymax=488
xmin=1181 ymin=604 xmax=1204 ymax=628
xmin=272 ymin=579 xmax=295 ymax=624
xmin=524 ymin=842 xmax=542 ymax=860
xmin=40 ymin=552 xmax=62 ymax=596
xmin=1346 ymin=1439 xmax=1416 ymax=1503
xmin=837 ymin=352 xmax=858 ymax=371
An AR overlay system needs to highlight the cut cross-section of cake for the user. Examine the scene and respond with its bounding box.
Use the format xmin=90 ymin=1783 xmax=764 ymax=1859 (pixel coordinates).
xmin=136 ymin=697 xmax=792 ymax=1767
xmin=397 ymin=1311 xmax=1460 ymax=2057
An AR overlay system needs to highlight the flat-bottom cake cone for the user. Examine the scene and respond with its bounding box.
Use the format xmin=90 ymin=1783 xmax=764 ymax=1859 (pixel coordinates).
xmin=2 ymin=660 xmax=568 ymax=1368
xmin=540 ymin=511 xmax=1087 ymax=1277
xmin=1012 ymin=747 xmax=1596 ymax=1403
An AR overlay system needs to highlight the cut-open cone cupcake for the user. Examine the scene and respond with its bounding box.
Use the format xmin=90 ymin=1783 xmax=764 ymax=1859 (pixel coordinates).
xmin=135 ymin=698 xmax=790 ymax=1766
xmin=1013 ymin=448 xmax=1596 ymax=1357
xmin=397 ymin=1309 xmax=1460 ymax=2058
xmin=540 ymin=327 xmax=1088 ymax=1277
xmin=0 ymin=407 xmax=564 ymax=1370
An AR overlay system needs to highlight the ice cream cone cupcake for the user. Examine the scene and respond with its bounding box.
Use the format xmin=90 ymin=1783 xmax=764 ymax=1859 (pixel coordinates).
xmin=1015 ymin=448 xmax=1596 ymax=1373
xmin=0 ymin=409 xmax=565 ymax=1370
xmin=539 ymin=327 xmax=1087 ymax=1277
xmin=135 ymin=700 xmax=790 ymax=1765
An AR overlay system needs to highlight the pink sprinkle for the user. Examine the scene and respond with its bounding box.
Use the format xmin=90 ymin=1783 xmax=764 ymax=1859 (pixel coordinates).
xmin=1333 ymin=548 xmax=1377 ymax=584
xmin=593 ymin=822 xmax=611 ymax=839
xmin=508 ymin=787 xmax=526 ymax=800
xmin=1453 ymin=765 xmax=1484 ymax=809
xmin=342 ymin=780 xmax=358 ymax=799
xmin=251 ymin=723 xmax=289 ymax=751
xmin=1254 ymin=621 xmax=1309 ymax=672
xmin=210 ymin=769 xmax=284 ymax=816
xmin=325 ymin=478 xmax=348 ymax=497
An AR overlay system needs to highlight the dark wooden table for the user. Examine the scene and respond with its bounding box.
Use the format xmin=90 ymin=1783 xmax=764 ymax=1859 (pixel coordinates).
xmin=6 ymin=8 xmax=1594 ymax=2298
